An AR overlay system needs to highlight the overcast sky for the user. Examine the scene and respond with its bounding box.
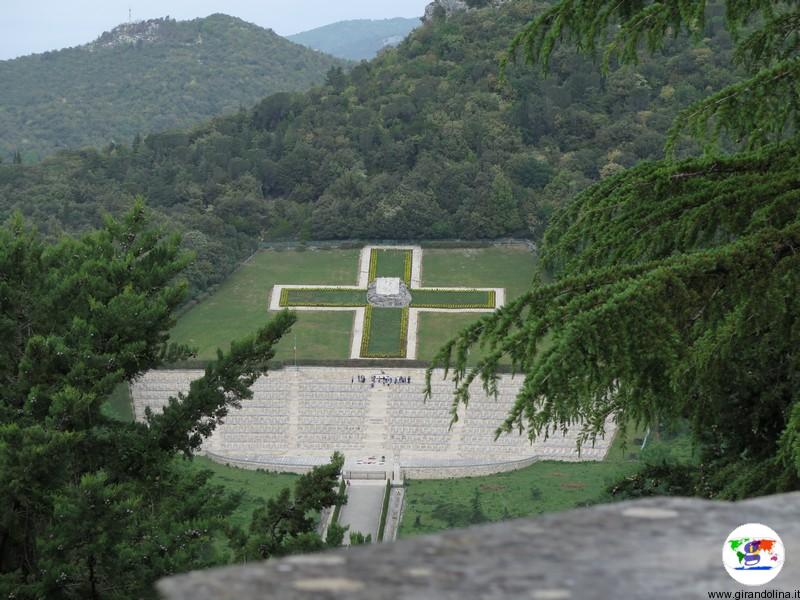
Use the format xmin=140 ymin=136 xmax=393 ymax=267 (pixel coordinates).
xmin=0 ymin=0 xmax=431 ymax=60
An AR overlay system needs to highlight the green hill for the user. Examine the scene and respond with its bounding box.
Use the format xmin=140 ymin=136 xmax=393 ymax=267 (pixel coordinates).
xmin=0 ymin=14 xmax=345 ymax=161
xmin=0 ymin=1 xmax=739 ymax=298
xmin=288 ymin=18 xmax=420 ymax=61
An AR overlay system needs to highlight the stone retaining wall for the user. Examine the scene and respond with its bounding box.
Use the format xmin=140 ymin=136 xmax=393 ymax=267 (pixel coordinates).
xmin=158 ymin=492 xmax=800 ymax=599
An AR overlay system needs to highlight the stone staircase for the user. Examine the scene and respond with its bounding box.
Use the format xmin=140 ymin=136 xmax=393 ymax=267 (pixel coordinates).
xmin=285 ymin=369 xmax=300 ymax=449
xmin=362 ymin=386 xmax=388 ymax=452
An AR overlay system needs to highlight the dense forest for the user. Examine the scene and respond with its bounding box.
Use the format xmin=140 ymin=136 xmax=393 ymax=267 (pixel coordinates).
xmin=0 ymin=14 xmax=345 ymax=161
xmin=288 ymin=17 xmax=420 ymax=60
xmin=432 ymin=0 xmax=800 ymax=500
xmin=0 ymin=204 xmax=350 ymax=598
xmin=0 ymin=0 xmax=741 ymax=298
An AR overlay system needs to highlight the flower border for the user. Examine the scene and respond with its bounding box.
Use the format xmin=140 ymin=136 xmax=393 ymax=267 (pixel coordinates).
xmin=402 ymin=250 xmax=412 ymax=285
xmin=279 ymin=287 xmax=366 ymax=308
xmin=411 ymin=289 xmax=496 ymax=309
xmin=368 ymin=250 xmax=378 ymax=282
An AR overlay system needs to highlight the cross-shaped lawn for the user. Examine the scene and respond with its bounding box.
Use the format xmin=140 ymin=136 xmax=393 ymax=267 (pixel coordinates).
xmin=269 ymin=246 xmax=505 ymax=359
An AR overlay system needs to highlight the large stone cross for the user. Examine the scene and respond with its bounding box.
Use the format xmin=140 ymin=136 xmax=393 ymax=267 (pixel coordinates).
xmin=269 ymin=245 xmax=505 ymax=359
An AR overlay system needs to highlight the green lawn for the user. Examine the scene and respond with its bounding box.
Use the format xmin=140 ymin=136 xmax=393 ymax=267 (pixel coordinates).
xmin=362 ymin=307 xmax=406 ymax=358
xmin=371 ymin=249 xmax=411 ymax=281
xmin=282 ymin=287 xmax=365 ymax=307
xmin=101 ymin=382 xmax=134 ymax=422
xmin=171 ymin=249 xmax=360 ymax=361
xmin=421 ymin=246 xmax=536 ymax=300
xmin=416 ymin=313 xmax=491 ymax=362
xmin=415 ymin=246 xmax=537 ymax=360
xmin=183 ymin=457 xmax=298 ymax=530
xmin=399 ymin=426 xmax=692 ymax=538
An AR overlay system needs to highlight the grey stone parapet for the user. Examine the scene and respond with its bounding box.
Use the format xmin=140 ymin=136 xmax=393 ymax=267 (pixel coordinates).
xmin=158 ymin=494 xmax=800 ymax=599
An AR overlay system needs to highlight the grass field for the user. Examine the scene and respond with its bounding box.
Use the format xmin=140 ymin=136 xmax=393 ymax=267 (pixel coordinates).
xmin=184 ymin=457 xmax=298 ymax=530
xmin=416 ymin=246 xmax=538 ymax=361
xmin=398 ymin=426 xmax=692 ymax=538
xmin=362 ymin=307 xmax=407 ymax=358
xmin=171 ymin=249 xmax=360 ymax=361
xmin=171 ymin=245 xmax=537 ymax=362
xmin=101 ymin=382 xmax=134 ymax=422
xmin=371 ymin=249 xmax=411 ymax=282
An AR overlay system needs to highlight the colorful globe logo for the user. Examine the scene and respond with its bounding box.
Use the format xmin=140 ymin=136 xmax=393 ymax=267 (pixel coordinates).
xmin=722 ymin=523 xmax=785 ymax=585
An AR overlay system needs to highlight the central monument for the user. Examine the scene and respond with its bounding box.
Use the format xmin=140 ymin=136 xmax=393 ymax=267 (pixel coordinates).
xmin=367 ymin=277 xmax=412 ymax=307
xmin=375 ymin=277 xmax=400 ymax=296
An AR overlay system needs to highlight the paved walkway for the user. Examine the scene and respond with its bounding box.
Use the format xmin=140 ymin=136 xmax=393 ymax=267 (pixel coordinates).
xmin=338 ymin=481 xmax=386 ymax=545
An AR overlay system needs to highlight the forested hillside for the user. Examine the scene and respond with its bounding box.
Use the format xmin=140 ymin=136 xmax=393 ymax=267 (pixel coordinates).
xmin=434 ymin=0 xmax=800 ymax=500
xmin=288 ymin=18 xmax=420 ymax=60
xmin=0 ymin=15 xmax=345 ymax=160
xmin=0 ymin=0 xmax=740 ymax=297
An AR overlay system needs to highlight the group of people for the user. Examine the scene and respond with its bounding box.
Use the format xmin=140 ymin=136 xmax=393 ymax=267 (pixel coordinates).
xmin=350 ymin=373 xmax=412 ymax=387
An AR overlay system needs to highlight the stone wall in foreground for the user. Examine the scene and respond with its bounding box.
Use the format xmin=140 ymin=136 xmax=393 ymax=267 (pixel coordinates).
xmin=158 ymin=493 xmax=800 ymax=600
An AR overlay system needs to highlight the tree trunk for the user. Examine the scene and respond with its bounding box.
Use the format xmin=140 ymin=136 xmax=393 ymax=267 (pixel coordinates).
xmin=88 ymin=554 xmax=99 ymax=600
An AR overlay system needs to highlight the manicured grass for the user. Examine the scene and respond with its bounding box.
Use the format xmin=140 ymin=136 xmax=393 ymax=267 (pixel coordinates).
xmin=371 ymin=249 xmax=410 ymax=281
xmin=421 ymin=246 xmax=536 ymax=300
xmin=183 ymin=456 xmax=298 ymax=530
xmin=398 ymin=426 xmax=689 ymax=538
xmin=273 ymin=312 xmax=354 ymax=362
xmin=101 ymin=382 xmax=134 ymax=423
xmin=411 ymin=289 xmax=494 ymax=308
xmin=171 ymin=249 xmax=360 ymax=361
xmin=416 ymin=313 xmax=492 ymax=362
xmin=282 ymin=287 xmax=365 ymax=307
xmin=415 ymin=246 xmax=537 ymax=361
xmin=362 ymin=307 xmax=406 ymax=358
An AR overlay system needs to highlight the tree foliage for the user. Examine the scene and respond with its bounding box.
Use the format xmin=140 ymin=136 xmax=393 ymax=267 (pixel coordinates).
xmin=430 ymin=0 xmax=800 ymax=499
xmin=0 ymin=0 xmax=743 ymax=300
xmin=0 ymin=204 xmax=344 ymax=599
xmin=505 ymin=0 xmax=800 ymax=153
xmin=0 ymin=15 xmax=344 ymax=161
xmin=233 ymin=452 xmax=346 ymax=561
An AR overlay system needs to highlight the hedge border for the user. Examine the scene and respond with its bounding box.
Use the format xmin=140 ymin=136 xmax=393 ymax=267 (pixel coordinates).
xmin=376 ymin=479 xmax=392 ymax=542
xmin=164 ymin=358 xmax=520 ymax=371
xmin=331 ymin=478 xmax=346 ymax=526
xmin=359 ymin=305 xmax=374 ymax=357
xmin=402 ymin=250 xmax=412 ymax=285
xmin=368 ymin=249 xmax=378 ymax=281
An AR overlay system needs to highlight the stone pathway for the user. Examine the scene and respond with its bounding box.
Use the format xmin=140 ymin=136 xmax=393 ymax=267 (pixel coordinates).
xmin=338 ymin=481 xmax=386 ymax=545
